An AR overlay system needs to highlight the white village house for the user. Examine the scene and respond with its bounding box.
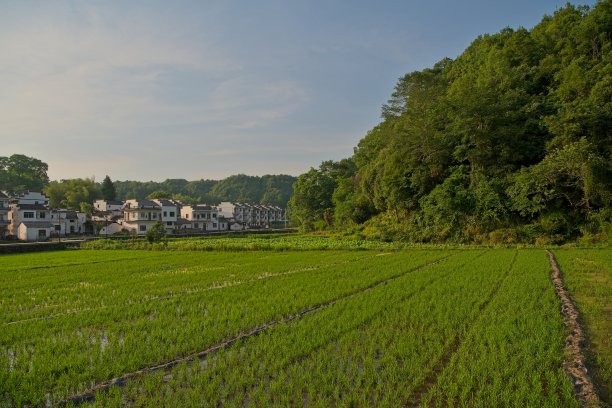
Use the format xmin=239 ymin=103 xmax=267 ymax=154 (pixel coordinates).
xmin=218 ymin=202 xmax=284 ymax=228
xmin=180 ymin=204 xmax=221 ymax=231
xmin=122 ymin=199 xmax=163 ymax=235
xmin=7 ymin=192 xmax=54 ymax=241
xmin=51 ymin=210 xmax=87 ymax=236
xmin=5 ymin=192 xmax=88 ymax=240
xmin=93 ymin=199 xmax=124 ymax=213
xmin=152 ymin=199 xmax=180 ymax=233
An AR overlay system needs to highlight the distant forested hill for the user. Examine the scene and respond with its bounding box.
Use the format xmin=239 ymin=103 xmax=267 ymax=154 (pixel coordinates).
xmin=115 ymin=174 xmax=296 ymax=207
xmin=289 ymin=1 xmax=612 ymax=244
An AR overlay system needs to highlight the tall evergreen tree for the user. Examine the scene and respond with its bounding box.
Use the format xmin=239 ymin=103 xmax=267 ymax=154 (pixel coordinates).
xmin=101 ymin=175 xmax=117 ymax=201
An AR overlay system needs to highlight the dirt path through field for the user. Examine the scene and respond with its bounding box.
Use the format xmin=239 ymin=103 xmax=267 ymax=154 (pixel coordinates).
xmin=547 ymin=250 xmax=601 ymax=408
xmin=57 ymin=253 xmax=458 ymax=406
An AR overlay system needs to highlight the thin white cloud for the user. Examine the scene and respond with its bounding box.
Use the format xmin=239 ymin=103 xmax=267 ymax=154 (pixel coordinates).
xmin=0 ymin=3 xmax=307 ymax=149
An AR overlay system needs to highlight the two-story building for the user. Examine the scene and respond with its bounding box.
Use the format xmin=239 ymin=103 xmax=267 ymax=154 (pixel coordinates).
xmin=122 ymin=199 xmax=162 ymax=235
xmin=51 ymin=210 xmax=87 ymax=236
xmin=8 ymin=192 xmax=54 ymax=241
xmin=180 ymin=204 xmax=220 ymax=231
xmin=152 ymin=199 xmax=180 ymax=233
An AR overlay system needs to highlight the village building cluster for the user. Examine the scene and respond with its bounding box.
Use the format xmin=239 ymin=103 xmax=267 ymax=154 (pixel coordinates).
xmin=0 ymin=191 xmax=285 ymax=241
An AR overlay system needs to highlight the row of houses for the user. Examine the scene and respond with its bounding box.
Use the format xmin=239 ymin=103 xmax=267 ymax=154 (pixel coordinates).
xmin=0 ymin=192 xmax=88 ymax=241
xmin=97 ymin=199 xmax=285 ymax=236
xmin=0 ymin=191 xmax=286 ymax=241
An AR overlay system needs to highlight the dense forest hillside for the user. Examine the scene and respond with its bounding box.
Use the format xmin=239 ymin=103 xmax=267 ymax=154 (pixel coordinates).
xmin=289 ymin=2 xmax=612 ymax=244
xmin=114 ymin=174 xmax=296 ymax=206
xmin=1 ymin=154 xmax=295 ymax=208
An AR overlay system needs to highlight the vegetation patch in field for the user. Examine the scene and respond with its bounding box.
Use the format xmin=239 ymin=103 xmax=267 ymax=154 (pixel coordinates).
xmin=553 ymin=249 xmax=612 ymax=406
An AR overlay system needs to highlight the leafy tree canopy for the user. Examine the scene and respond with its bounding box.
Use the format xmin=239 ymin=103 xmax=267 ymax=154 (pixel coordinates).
xmin=0 ymin=154 xmax=49 ymax=194
xmin=289 ymin=1 xmax=612 ymax=244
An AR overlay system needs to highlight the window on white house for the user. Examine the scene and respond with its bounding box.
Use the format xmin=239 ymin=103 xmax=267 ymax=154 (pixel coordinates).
xmin=167 ymin=222 xmax=172 ymax=226
xmin=139 ymin=225 xmax=146 ymax=232
xmin=213 ymin=223 xmax=217 ymax=228
xmin=24 ymin=212 xmax=34 ymax=219
xmin=39 ymin=212 xmax=46 ymax=218
xmin=163 ymin=211 xmax=167 ymax=217
xmin=169 ymin=211 xmax=175 ymax=217
xmin=194 ymin=223 xmax=199 ymax=228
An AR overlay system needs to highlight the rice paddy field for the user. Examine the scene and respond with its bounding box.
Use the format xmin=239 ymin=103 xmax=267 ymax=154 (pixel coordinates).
xmin=0 ymin=243 xmax=610 ymax=407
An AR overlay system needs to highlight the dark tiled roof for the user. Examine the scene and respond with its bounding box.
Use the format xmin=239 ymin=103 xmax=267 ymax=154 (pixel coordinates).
xmin=124 ymin=199 xmax=160 ymax=209
xmin=64 ymin=211 xmax=78 ymax=220
xmin=94 ymin=210 xmax=113 ymax=216
xmin=0 ymin=191 xmax=8 ymax=199
xmin=155 ymin=199 xmax=177 ymax=206
xmin=15 ymin=204 xmax=48 ymax=210
xmin=20 ymin=221 xmax=54 ymax=228
xmin=106 ymin=200 xmax=124 ymax=206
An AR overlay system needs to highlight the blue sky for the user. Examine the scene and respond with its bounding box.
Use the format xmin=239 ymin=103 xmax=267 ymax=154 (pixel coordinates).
xmin=0 ymin=0 xmax=596 ymax=181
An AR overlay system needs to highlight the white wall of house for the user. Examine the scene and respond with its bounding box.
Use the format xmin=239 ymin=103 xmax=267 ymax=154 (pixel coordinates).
xmin=93 ymin=200 xmax=124 ymax=212
xmin=18 ymin=223 xmax=53 ymax=241
xmin=9 ymin=205 xmax=50 ymax=236
xmin=181 ymin=205 xmax=220 ymax=231
xmin=218 ymin=202 xmax=283 ymax=228
xmin=229 ymin=222 xmax=244 ymax=231
xmin=51 ymin=210 xmax=86 ymax=236
xmin=122 ymin=199 xmax=162 ymax=235
xmin=99 ymin=222 xmax=123 ymax=235
xmin=153 ymin=199 xmax=179 ymax=232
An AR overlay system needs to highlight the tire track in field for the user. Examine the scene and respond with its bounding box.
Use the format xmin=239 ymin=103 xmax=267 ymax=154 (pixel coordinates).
xmin=407 ymin=250 xmax=518 ymax=408
xmin=56 ymin=253 xmax=459 ymax=407
xmin=5 ymin=254 xmax=378 ymax=326
xmin=547 ymin=250 xmax=601 ymax=408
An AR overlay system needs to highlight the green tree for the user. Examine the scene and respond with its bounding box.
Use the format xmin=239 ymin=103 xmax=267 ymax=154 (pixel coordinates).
xmin=147 ymin=190 xmax=172 ymax=199
xmin=289 ymin=168 xmax=335 ymax=231
xmin=43 ymin=178 xmax=102 ymax=209
xmin=101 ymin=175 xmax=117 ymax=201
xmin=146 ymin=221 xmax=167 ymax=244
xmin=80 ymin=202 xmax=94 ymax=217
xmin=0 ymin=154 xmax=49 ymax=194
xmin=288 ymin=2 xmax=612 ymax=243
